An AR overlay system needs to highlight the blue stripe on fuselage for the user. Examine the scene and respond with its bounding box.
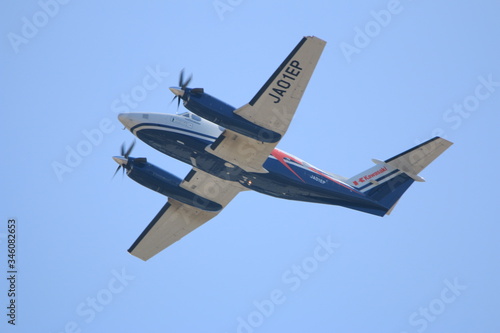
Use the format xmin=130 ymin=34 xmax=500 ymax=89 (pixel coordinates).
xmin=131 ymin=121 xmax=379 ymax=209
xmin=130 ymin=122 xmax=219 ymax=142
xmin=262 ymin=157 xmax=362 ymax=198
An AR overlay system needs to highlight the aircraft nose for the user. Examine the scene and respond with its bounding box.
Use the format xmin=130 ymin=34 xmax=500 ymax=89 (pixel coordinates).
xmin=118 ymin=113 xmax=139 ymax=130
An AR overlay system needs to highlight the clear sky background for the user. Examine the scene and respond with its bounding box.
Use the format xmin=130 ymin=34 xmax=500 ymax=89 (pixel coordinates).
xmin=2 ymin=1 xmax=499 ymax=332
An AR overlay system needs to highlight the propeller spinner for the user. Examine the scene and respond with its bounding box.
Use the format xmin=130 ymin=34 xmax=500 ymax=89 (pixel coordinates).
xmin=112 ymin=140 xmax=135 ymax=177
xmin=170 ymin=69 xmax=192 ymax=108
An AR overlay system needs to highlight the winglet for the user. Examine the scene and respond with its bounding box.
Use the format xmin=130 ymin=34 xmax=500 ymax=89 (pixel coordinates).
xmin=383 ymin=137 xmax=453 ymax=181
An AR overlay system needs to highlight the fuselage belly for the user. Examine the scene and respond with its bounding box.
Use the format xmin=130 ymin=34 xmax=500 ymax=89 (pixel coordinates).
xmin=124 ymin=112 xmax=380 ymax=212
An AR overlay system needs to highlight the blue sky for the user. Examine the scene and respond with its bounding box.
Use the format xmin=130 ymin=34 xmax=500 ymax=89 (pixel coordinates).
xmin=2 ymin=1 xmax=499 ymax=332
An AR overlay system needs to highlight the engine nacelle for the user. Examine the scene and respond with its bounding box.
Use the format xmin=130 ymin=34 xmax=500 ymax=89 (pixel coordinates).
xmin=126 ymin=158 xmax=222 ymax=212
xmin=182 ymin=88 xmax=282 ymax=143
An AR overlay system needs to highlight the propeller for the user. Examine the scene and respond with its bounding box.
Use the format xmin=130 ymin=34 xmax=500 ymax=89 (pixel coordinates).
xmin=112 ymin=140 xmax=135 ymax=178
xmin=171 ymin=69 xmax=192 ymax=109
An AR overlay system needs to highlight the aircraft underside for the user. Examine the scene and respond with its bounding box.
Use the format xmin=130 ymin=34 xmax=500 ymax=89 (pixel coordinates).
xmin=134 ymin=126 xmax=384 ymax=213
xmin=112 ymin=36 xmax=452 ymax=261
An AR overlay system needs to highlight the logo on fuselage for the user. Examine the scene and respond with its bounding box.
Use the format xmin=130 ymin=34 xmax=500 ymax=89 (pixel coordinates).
xmin=353 ymin=166 xmax=388 ymax=186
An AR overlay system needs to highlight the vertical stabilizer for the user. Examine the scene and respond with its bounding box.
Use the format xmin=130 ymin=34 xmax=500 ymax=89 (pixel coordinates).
xmin=347 ymin=137 xmax=453 ymax=215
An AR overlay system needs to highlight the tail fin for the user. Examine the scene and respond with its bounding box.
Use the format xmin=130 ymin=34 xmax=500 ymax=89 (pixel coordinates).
xmin=347 ymin=137 xmax=453 ymax=216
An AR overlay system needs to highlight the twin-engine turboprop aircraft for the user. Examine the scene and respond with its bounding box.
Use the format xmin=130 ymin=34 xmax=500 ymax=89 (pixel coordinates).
xmin=113 ymin=36 xmax=453 ymax=261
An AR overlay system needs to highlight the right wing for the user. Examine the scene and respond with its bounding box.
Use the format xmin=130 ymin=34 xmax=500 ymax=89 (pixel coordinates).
xmin=128 ymin=168 xmax=244 ymax=261
xmin=234 ymin=36 xmax=326 ymax=136
xmin=207 ymin=36 xmax=326 ymax=173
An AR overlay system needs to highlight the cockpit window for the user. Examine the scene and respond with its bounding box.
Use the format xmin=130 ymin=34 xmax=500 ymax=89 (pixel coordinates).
xmin=190 ymin=114 xmax=202 ymax=121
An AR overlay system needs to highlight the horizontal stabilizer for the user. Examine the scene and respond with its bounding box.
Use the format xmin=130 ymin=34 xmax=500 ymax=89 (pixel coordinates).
xmin=383 ymin=137 xmax=453 ymax=181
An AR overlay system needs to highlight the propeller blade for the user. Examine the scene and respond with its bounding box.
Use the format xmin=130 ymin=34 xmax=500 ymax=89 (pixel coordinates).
xmin=113 ymin=165 xmax=121 ymax=178
xmin=170 ymin=69 xmax=193 ymax=111
xmin=112 ymin=141 xmax=134 ymax=179
xmin=124 ymin=140 xmax=135 ymax=158
xmin=179 ymin=69 xmax=184 ymax=87
xmin=178 ymin=69 xmax=192 ymax=89
xmin=170 ymin=94 xmax=181 ymax=111
xmin=183 ymin=74 xmax=192 ymax=89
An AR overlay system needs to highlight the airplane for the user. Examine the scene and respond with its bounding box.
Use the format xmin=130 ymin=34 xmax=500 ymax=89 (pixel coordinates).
xmin=113 ymin=36 xmax=453 ymax=261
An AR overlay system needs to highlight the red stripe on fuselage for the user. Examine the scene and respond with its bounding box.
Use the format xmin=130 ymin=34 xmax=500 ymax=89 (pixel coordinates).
xmin=271 ymin=149 xmax=362 ymax=194
xmin=271 ymin=149 xmax=305 ymax=182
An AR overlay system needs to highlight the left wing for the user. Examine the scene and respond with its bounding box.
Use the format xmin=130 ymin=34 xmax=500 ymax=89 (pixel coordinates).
xmin=128 ymin=168 xmax=244 ymax=261
xmin=207 ymin=36 xmax=326 ymax=173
